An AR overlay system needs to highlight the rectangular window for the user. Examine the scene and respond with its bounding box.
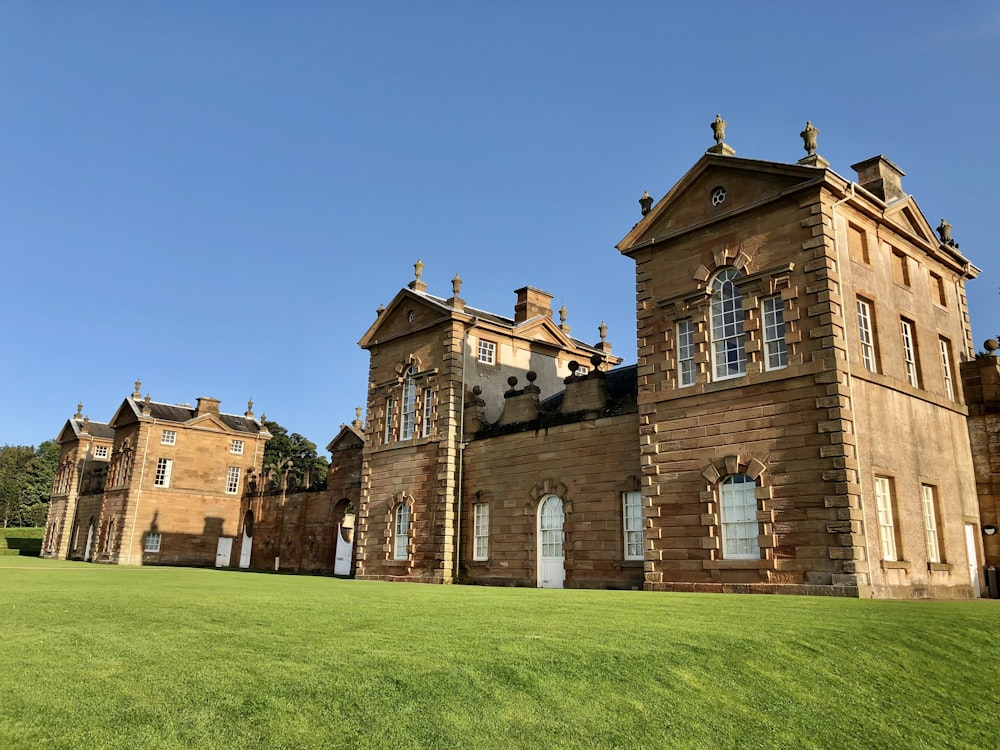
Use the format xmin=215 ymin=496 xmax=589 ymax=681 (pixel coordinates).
xmin=477 ymin=339 xmax=496 ymax=365
xmin=623 ymin=491 xmax=643 ymax=560
xmin=400 ymin=382 xmax=416 ymax=441
xmin=161 ymin=430 xmax=177 ymax=446
xmin=900 ymin=318 xmax=920 ymax=387
xmin=676 ymin=319 xmax=696 ymax=387
xmin=921 ymin=484 xmax=942 ymax=563
xmin=384 ymin=397 xmax=394 ymax=444
xmin=891 ymin=249 xmax=910 ymax=287
xmin=929 ymin=271 xmax=947 ymax=307
xmin=226 ymin=466 xmax=241 ymax=495
xmin=230 ymin=440 xmax=245 ymax=455
xmin=144 ymin=532 xmax=161 ymax=553
xmin=473 ymin=503 xmax=489 ymax=561
xmin=762 ymin=297 xmax=788 ymax=371
xmin=421 ymin=388 xmax=433 ymax=438
xmin=856 ymin=298 xmax=878 ymax=373
xmin=394 ymin=505 xmax=410 ymax=560
xmin=847 ymin=223 xmax=869 ymax=264
xmin=874 ymin=476 xmax=898 ymax=561
xmin=720 ymin=475 xmax=759 ymax=559
xmin=939 ymin=337 xmax=955 ymax=401
xmin=94 ymin=445 xmax=109 ymax=459
xmin=154 ymin=458 xmax=173 ymax=488
xmin=574 ymin=365 xmax=589 ymax=376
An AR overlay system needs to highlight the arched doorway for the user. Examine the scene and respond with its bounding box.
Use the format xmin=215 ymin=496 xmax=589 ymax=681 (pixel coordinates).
xmin=333 ymin=499 xmax=355 ymax=577
xmin=537 ymin=495 xmax=565 ymax=588
xmin=239 ymin=510 xmax=253 ymax=569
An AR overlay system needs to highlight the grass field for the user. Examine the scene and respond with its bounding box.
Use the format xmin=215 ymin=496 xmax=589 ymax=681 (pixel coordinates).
xmin=1 ymin=558 xmax=998 ymax=749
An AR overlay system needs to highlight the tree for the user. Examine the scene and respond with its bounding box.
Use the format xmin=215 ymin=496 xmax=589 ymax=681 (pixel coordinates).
xmin=262 ymin=420 xmax=328 ymax=489
xmin=0 ymin=441 xmax=59 ymax=528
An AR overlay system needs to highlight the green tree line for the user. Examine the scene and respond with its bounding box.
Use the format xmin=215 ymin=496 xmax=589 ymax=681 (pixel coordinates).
xmin=0 ymin=441 xmax=60 ymax=528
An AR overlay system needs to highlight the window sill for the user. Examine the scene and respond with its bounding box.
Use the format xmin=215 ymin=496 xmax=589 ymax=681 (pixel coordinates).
xmin=928 ymin=562 xmax=953 ymax=572
xmin=703 ymin=559 xmax=773 ymax=570
xmin=880 ymin=560 xmax=910 ymax=570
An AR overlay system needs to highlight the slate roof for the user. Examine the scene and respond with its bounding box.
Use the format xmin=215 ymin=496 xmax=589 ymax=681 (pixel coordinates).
xmin=71 ymin=419 xmax=115 ymax=439
xmin=122 ymin=399 xmax=264 ymax=434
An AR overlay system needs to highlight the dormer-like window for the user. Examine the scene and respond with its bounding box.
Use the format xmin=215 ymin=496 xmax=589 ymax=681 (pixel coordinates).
xmin=710 ymin=268 xmax=746 ymax=380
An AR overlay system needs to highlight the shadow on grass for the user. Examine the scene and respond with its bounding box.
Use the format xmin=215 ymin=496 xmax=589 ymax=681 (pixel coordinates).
xmin=2 ymin=537 xmax=42 ymax=556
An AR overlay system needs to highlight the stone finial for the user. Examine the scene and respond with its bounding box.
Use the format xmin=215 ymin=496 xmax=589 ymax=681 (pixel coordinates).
xmin=526 ymin=370 xmax=537 ymax=383
xmin=142 ymin=394 xmax=152 ymax=416
xmin=75 ymin=402 xmax=83 ymax=419
xmin=707 ymin=114 xmax=735 ymax=156
xmin=245 ymin=399 xmax=255 ymax=419
xmin=507 ymin=376 xmax=518 ymax=388
xmin=639 ymin=191 xmax=653 ymax=216
xmin=452 ymin=274 xmax=462 ymax=296
xmin=800 ymin=121 xmax=819 ymax=155
xmin=376 ymin=304 xmax=385 ymax=316
xmin=354 ymin=406 xmax=363 ymax=428
xmin=559 ymin=304 xmax=570 ymax=334
xmin=81 ymin=415 xmax=90 ymax=433
xmin=568 ymin=361 xmax=579 ymax=374
xmin=133 ymin=379 xmax=142 ymax=399
xmin=711 ymin=114 xmax=727 ymax=144
xmin=599 ymin=321 xmax=608 ymax=343
xmin=408 ymin=259 xmax=428 ymax=292
xmin=937 ymin=219 xmax=958 ymax=248
xmin=985 ymin=339 xmax=999 ymax=356
xmin=261 ymin=413 xmax=267 ymax=425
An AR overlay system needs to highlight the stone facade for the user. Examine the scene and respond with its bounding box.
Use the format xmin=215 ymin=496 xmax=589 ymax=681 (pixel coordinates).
xmin=42 ymin=387 xmax=270 ymax=568
xmin=44 ymin=123 xmax=995 ymax=599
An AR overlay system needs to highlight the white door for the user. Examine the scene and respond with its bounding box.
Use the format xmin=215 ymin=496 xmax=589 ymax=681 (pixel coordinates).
xmin=965 ymin=523 xmax=981 ymax=597
xmin=84 ymin=522 xmax=94 ymax=561
xmin=538 ymin=495 xmax=565 ymax=588
xmin=334 ymin=516 xmax=354 ymax=576
xmin=216 ymin=537 xmax=233 ymax=568
xmin=239 ymin=511 xmax=253 ymax=569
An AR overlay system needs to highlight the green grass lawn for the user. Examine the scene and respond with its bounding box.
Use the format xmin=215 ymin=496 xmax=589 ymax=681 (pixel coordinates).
xmin=1 ymin=558 xmax=998 ymax=749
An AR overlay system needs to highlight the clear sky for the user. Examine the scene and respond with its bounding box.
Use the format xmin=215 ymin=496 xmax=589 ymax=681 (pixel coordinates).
xmin=3 ymin=2 xmax=998 ymax=450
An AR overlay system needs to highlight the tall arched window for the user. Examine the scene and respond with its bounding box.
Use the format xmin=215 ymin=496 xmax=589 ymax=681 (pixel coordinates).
xmin=710 ymin=267 xmax=746 ymax=379
xmin=400 ymin=366 xmax=418 ymax=440
xmin=719 ymin=474 xmax=759 ymax=559
xmin=393 ymin=503 xmax=410 ymax=560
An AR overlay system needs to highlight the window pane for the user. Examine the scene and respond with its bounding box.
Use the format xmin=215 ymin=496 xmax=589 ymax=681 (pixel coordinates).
xmin=720 ymin=475 xmax=758 ymax=559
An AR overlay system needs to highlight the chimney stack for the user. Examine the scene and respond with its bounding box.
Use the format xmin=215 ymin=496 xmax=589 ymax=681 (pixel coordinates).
xmin=196 ymin=397 xmax=221 ymax=417
xmin=514 ymin=286 xmax=554 ymax=324
xmin=851 ymin=156 xmax=906 ymax=203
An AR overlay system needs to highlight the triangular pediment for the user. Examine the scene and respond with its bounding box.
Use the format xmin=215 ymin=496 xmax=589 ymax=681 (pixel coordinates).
xmin=109 ymin=399 xmax=141 ymax=429
xmin=326 ymin=424 xmax=365 ymax=453
xmin=358 ymin=288 xmax=457 ymax=349
xmin=885 ymin=198 xmax=935 ymax=245
xmin=186 ymin=413 xmax=230 ymax=432
xmin=619 ymin=155 xmax=827 ymax=253
xmin=513 ymin=316 xmax=577 ymax=349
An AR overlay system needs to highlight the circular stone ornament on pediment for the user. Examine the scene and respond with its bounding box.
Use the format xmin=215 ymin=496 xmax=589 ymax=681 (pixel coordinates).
xmin=711 ymin=186 xmax=727 ymax=206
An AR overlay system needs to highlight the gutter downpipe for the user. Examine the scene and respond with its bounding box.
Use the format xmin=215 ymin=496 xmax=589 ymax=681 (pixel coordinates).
xmin=454 ymin=316 xmax=477 ymax=582
xmin=829 ymin=183 xmax=876 ymax=590
xmin=125 ymin=413 xmax=155 ymax=565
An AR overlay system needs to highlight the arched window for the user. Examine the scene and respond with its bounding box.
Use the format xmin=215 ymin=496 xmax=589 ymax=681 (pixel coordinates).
xmin=400 ymin=366 xmax=418 ymax=440
xmin=719 ymin=474 xmax=759 ymax=559
xmin=710 ymin=267 xmax=746 ymax=379
xmin=393 ymin=503 xmax=410 ymax=560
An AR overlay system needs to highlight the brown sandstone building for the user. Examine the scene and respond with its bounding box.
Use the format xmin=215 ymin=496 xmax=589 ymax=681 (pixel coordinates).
xmin=44 ymin=119 xmax=995 ymax=598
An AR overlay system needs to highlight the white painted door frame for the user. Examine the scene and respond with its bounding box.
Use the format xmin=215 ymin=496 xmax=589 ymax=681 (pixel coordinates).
xmin=965 ymin=523 xmax=981 ymax=597
xmin=537 ymin=495 xmax=565 ymax=589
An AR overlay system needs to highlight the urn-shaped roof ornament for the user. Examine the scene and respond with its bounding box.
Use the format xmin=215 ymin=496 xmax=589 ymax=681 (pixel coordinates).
xmin=639 ymin=190 xmax=653 ymax=216
xmin=707 ymin=114 xmax=735 ymax=156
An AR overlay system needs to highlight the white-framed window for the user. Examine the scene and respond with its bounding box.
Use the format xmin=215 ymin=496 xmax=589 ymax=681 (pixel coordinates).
xmin=473 ymin=503 xmax=489 ymax=561
xmin=719 ymin=474 xmax=759 ymax=559
xmin=710 ymin=268 xmax=746 ymax=380
xmin=874 ymin=475 xmax=898 ymax=561
xmin=623 ymin=491 xmax=643 ymax=560
xmin=230 ymin=440 xmax=245 ymax=455
xmin=762 ymin=296 xmax=788 ymax=371
xmin=939 ymin=337 xmax=955 ymax=400
xmin=856 ymin=298 xmax=878 ymax=373
xmin=226 ymin=466 xmax=241 ymax=495
xmin=900 ymin=318 xmax=920 ymax=387
xmin=477 ymin=339 xmax=496 ymax=365
xmin=144 ymin=532 xmax=161 ymax=553
xmin=153 ymin=458 xmax=173 ymax=488
xmin=94 ymin=445 xmax=109 ymax=459
xmin=400 ymin=366 xmax=417 ymax=441
xmin=575 ymin=365 xmax=590 ymax=376
xmin=161 ymin=430 xmax=177 ymax=446
xmin=384 ymin=397 xmax=394 ymax=444
xmin=421 ymin=387 xmax=433 ymax=438
xmin=393 ymin=504 xmax=410 ymax=560
xmin=676 ymin=319 xmax=696 ymax=387
xmin=921 ymin=484 xmax=942 ymax=563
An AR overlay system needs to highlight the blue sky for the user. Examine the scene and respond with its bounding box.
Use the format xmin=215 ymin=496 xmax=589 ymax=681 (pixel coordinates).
xmin=3 ymin=2 xmax=998 ymax=449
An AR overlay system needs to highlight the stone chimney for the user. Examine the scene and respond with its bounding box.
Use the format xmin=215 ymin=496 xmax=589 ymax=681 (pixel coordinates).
xmin=195 ymin=397 xmax=221 ymax=417
xmin=851 ymin=156 xmax=906 ymax=203
xmin=514 ymin=286 xmax=554 ymax=324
